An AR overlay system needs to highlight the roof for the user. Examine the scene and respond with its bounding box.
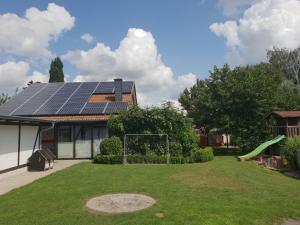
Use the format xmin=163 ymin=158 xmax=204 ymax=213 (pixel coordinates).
xmin=35 ymin=115 xmax=110 ymax=122
xmin=0 ymin=115 xmax=52 ymax=125
xmin=270 ymin=111 xmax=300 ymax=118
xmin=0 ymin=81 xmax=134 ymax=117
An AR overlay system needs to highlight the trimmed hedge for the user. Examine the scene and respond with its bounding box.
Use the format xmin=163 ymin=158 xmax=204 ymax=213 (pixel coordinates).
xmin=100 ymin=136 xmax=122 ymax=155
xmin=193 ymin=147 xmax=214 ymax=163
xmin=94 ymin=154 xmax=195 ymax=164
xmin=94 ymin=155 xmax=123 ymax=164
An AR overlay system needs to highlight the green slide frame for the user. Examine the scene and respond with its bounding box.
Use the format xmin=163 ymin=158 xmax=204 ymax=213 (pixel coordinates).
xmin=239 ymin=135 xmax=285 ymax=161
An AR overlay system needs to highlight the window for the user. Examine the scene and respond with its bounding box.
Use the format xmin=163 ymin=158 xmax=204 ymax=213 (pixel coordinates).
xmin=58 ymin=126 xmax=72 ymax=142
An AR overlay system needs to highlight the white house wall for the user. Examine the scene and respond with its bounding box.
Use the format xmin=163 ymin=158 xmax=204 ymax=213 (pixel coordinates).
xmin=0 ymin=124 xmax=39 ymax=172
xmin=0 ymin=125 xmax=19 ymax=171
xmin=20 ymin=126 xmax=39 ymax=166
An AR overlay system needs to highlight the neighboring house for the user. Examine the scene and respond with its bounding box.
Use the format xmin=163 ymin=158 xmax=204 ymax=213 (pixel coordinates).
xmin=0 ymin=115 xmax=51 ymax=173
xmin=269 ymin=111 xmax=300 ymax=137
xmin=0 ymin=79 xmax=137 ymax=161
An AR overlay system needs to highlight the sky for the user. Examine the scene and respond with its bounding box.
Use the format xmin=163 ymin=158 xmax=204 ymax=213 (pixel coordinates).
xmin=0 ymin=0 xmax=299 ymax=106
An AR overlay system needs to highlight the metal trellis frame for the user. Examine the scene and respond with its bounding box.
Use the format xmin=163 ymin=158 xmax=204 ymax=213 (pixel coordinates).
xmin=123 ymin=134 xmax=170 ymax=164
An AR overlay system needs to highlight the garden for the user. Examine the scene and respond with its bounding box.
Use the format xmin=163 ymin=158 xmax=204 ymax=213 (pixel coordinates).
xmin=94 ymin=105 xmax=214 ymax=165
xmin=1 ymin=157 xmax=300 ymax=225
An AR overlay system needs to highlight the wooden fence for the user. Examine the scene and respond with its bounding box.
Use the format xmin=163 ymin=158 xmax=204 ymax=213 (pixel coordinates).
xmin=271 ymin=126 xmax=300 ymax=137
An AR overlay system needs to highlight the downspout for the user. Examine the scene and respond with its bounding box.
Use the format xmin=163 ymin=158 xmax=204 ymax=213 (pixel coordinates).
xmin=32 ymin=122 xmax=55 ymax=154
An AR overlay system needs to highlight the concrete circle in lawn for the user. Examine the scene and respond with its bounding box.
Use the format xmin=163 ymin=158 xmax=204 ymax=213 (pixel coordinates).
xmin=85 ymin=193 xmax=156 ymax=214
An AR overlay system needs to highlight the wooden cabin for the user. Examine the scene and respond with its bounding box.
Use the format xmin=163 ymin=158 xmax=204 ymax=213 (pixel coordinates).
xmin=270 ymin=111 xmax=300 ymax=137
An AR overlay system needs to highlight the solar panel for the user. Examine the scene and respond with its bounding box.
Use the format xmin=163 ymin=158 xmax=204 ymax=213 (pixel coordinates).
xmin=35 ymin=82 xmax=81 ymax=115
xmin=57 ymin=107 xmax=83 ymax=115
xmin=122 ymin=81 xmax=134 ymax=93
xmin=56 ymin=82 xmax=98 ymax=115
xmin=104 ymin=102 xmax=128 ymax=114
xmin=13 ymin=83 xmax=64 ymax=116
xmin=0 ymin=80 xmax=134 ymax=117
xmin=80 ymin=102 xmax=106 ymax=115
xmin=94 ymin=82 xmax=114 ymax=94
xmin=0 ymin=83 xmax=46 ymax=115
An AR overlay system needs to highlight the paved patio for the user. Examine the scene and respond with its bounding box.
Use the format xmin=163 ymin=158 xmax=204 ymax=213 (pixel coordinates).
xmin=0 ymin=160 xmax=87 ymax=195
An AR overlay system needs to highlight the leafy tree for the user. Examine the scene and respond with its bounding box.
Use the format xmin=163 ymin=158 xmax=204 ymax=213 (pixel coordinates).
xmin=179 ymin=63 xmax=300 ymax=152
xmin=49 ymin=57 xmax=64 ymax=83
xmin=108 ymin=106 xmax=198 ymax=156
xmin=0 ymin=93 xmax=10 ymax=106
xmin=268 ymin=47 xmax=300 ymax=85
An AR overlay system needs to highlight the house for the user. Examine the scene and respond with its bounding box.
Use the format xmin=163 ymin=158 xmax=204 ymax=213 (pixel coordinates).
xmin=269 ymin=111 xmax=300 ymax=137
xmin=0 ymin=79 xmax=137 ymax=162
xmin=0 ymin=115 xmax=52 ymax=173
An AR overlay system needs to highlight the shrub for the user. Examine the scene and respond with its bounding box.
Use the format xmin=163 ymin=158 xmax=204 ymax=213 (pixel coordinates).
xmin=100 ymin=136 xmax=122 ymax=155
xmin=280 ymin=137 xmax=300 ymax=170
xmin=193 ymin=147 xmax=214 ymax=163
xmin=108 ymin=106 xmax=198 ymax=156
xmin=127 ymin=155 xmax=167 ymax=164
xmin=94 ymin=155 xmax=123 ymax=164
xmin=169 ymin=142 xmax=183 ymax=156
xmin=170 ymin=156 xmax=186 ymax=164
xmin=94 ymin=154 xmax=194 ymax=164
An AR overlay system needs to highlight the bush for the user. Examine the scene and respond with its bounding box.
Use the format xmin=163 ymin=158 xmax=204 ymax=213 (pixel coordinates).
xmin=193 ymin=147 xmax=214 ymax=163
xmin=108 ymin=106 xmax=198 ymax=156
xmin=169 ymin=142 xmax=183 ymax=156
xmin=94 ymin=155 xmax=123 ymax=164
xmin=280 ymin=137 xmax=300 ymax=170
xmin=127 ymin=155 xmax=167 ymax=164
xmin=170 ymin=156 xmax=187 ymax=164
xmin=94 ymin=154 xmax=194 ymax=164
xmin=100 ymin=136 xmax=122 ymax=155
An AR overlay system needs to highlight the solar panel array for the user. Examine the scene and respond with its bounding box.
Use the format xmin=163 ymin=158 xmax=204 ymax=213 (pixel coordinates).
xmin=0 ymin=83 xmax=47 ymax=115
xmin=0 ymin=81 xmax=133 ymax=116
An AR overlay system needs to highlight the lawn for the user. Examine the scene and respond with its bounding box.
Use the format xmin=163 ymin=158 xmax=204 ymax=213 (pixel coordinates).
xmin=0 ymin=157 xmax=300 ymax=225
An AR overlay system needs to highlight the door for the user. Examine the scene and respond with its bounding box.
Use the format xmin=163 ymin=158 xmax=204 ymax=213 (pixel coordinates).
xmin=41 ymin=127 xmax=56 ymax=157
xmin=75 ymin=126 xmax=92 ymax=158
xmin=57 ymin=125 xmax=73 ymax=158
xmin=93 ymin=127 xmax=108 ymax=156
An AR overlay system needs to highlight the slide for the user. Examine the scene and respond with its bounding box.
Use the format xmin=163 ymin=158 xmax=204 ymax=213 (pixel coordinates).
xmin=239 ymin=135 xmax=285 ymax=161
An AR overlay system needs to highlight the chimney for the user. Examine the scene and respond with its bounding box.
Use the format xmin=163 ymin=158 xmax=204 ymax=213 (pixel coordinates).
xmin=114 ymin=78 xmax=123 ymax=102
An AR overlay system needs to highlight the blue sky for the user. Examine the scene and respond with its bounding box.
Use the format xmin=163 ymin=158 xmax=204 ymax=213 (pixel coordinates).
xmin=0 ymin=0 xmax=299 ymax=105
xmin=0 ymin=0 xmax=227 ymax=78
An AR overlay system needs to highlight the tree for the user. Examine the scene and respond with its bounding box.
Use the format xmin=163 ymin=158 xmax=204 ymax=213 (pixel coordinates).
xmin=179 ymin=63 xmax=300 ymax=152
xmin=108 ymin=106 xmax=198 ymax=156
xmin=0 ymin=93 xmax=10 ymax=106
xmin=268 ymin=47 xmax=300 ymax=85
xmin=49 ymin=57 xmax=65 ymax=83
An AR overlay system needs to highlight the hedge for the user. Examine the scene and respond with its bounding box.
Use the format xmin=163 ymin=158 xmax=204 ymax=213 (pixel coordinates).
xmin=94 ymin=154 xmax=196 ymax=164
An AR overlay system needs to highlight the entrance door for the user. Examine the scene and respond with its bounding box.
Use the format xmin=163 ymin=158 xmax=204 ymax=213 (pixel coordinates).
xmin=75 ymin=126 xmax=92 ymax=158
xmin=41 ymin=127 xmax=56 ymax=157
xmin=57 ymin=125 xmax=73 ymax=158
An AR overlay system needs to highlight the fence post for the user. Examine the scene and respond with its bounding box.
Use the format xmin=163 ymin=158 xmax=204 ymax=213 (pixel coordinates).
xmin=166 ymin=135 xmax=170 ymax=164
xmin=123 ymin=135 xmax=127 ymax=164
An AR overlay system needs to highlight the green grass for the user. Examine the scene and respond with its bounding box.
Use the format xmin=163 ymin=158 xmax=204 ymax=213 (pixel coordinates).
xmin=0 ymin=157 xmax=300 ymax=225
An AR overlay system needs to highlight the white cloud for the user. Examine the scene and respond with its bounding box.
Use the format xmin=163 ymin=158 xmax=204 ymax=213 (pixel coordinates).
xmin=217 ymin=0 xmax=254 ymax=17
xmin=63 ymin=28 xmax=197 ymax=106
xmin=210 ymin=0 xmax=300 ymax=66
xmin=0 ymin=61 xmax=48 ymax=93
xmin=0 ymin=3 xmax=75 ymax=58
xmin=27 ymin=71 xmax=48 ymax=83
xmin=81 ymin=33 xmax=94 ymax=43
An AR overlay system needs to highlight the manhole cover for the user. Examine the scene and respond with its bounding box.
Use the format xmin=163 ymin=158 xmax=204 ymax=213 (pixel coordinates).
xmin=85 ymin=193 xmax=156 ymax=214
